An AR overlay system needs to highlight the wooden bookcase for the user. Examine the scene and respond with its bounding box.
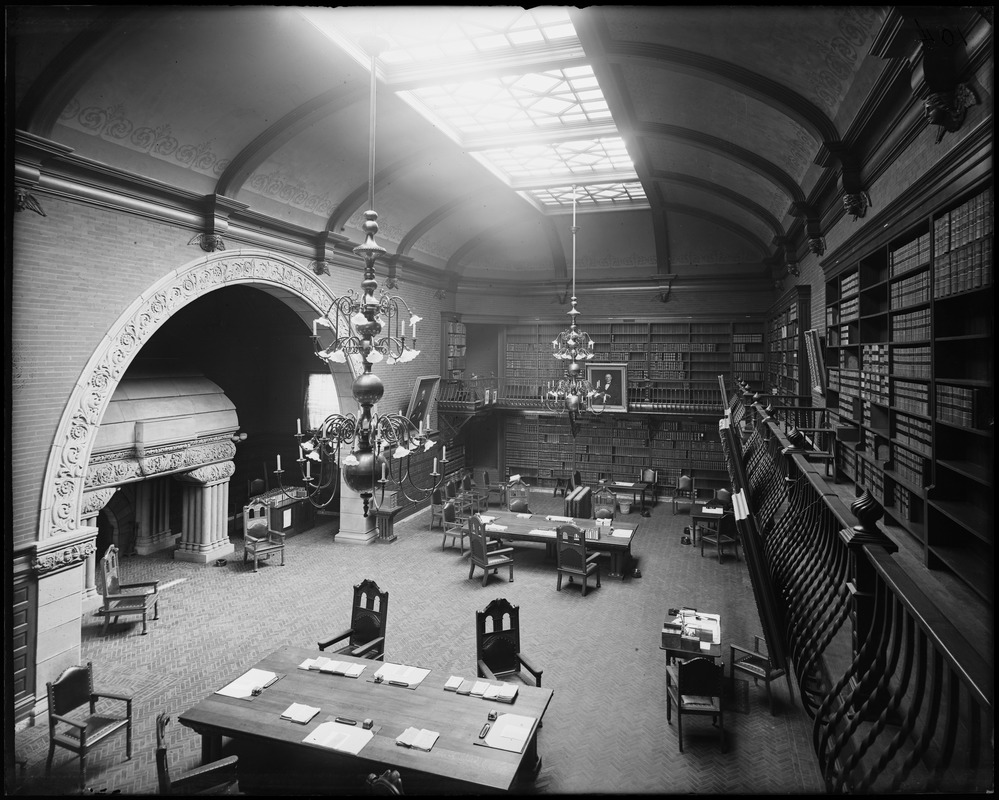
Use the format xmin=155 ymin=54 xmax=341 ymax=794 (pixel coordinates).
xmin=766 ymin=285 xmax=811 ymax=398
xmin=503 ymin=318 xmax=765 ymax=413
xmin=824 ymin=184 xmax=993 ymax=601
xmin=502 ymin=414 xmax=728 ymax=498
xmin=443 ymin=315 xmax=467 ymax=380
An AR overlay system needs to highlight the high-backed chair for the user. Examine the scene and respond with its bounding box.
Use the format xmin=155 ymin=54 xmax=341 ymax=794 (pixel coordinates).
xmin=482 ymin=471 xmax=507 ymax=508
xmin=666 ymin=656 xmax=725 ymax=752
xmin=366 ymin=769 xmax=404 ymax=795
xmin=318 ymin=579 xmax=388 ymax=660
xmin=441 ymin=501 xmax=468 ymax=555
xmin=640 ymin=467 xmax=658 ymax=506
xmin=429 ymin=488 xmax=445 ymax=530
xmin=467 ymin=515 xmax=514 ymax=586
xmin=730 ymin=635 xmax=792 ymax=715
xmin=555 ymin=524 xmax=601 ymax=596
xmin=155 ymin=712 xmax=238 ymax=795
xmin=593 ymin=486 xmax=616 ymax=522
xmin=247 ymin=477 xmax=267 ymax=498
xmin=459 ymin=472 xmax=487 ymax=514
xmin=700 ymin=511 xmax=740 ymax=563
xmin=95 ymin=544 xmax=159 ymax=635
xmin=242 ymin=499 xmax=286 ymax=572
xmin=475 ymin=598 xmax=543 ymax=687
xmin=672 ymin=474 xmax=696 ymax=515
xmin=570 ymin=470 xmax=584 ymax=492
xmin=46 ymin=662 xmax=133 ymax=793
xmin=507 ymin=479 xmax=531 ymax=513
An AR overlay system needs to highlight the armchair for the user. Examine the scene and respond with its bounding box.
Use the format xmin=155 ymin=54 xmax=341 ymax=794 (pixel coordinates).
xmin=459 ymin=472 xmax=488 ymax=514
xmin=666 ymin=656 xmax=725 ymax=752
xmin=429 ymin=488 xmax=445 ymax=530
xmin=507 ymin=479 xmax=531 ymax=513
xmin=671 ymin=474 xmax=696 ymax=515
xmin=467 ymin=515 xmax=514 ymax=586
xmin=441 ymin=500 xmax=469 ymax=555
xmin=555 ymin=524 xmax=601 ymax=596
xmin=156 ymin=712 xmax=238 ymax=795
xmin=730 ymin=635 xmax=792 ymax=715
xmin=481 ymin=471 xmax=507 ymax=508
xmin=46 ymin=661 xmax=133 ymax=793
xmin=95 ymin=544 xmax=159 ymax=635
xmin=593 ymin=486 xmax=616 ymax=522
xmin=700 ymin=510 xmax=740 ymax=563
xmin=242 ymin=500 xmax=286 ymax=572
xmin=318 ymin=578 xmax=388 ymax=661
xmin=475 ymin=598 xmax=543 ymax=687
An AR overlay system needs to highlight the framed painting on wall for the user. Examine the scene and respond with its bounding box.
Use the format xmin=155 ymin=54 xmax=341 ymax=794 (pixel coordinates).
xmin=586 ymin=363 xmax=628 ymax=412
xmin=406 ymin=375 xmax=441 ymax=432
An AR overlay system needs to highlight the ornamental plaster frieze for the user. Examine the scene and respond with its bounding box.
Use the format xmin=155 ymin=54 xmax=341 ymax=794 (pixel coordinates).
xmin=85 ymin=439 xmax=237 ymax=489
xmin=174 ymin=461 xmax=236 ymax=485
xmin=39 ymin=251 xmax=336 ymax=541
xmin=81 ymin=487 xmax=118 ymax=516
xmin=32 ymin=526 xmax=98 ymax=577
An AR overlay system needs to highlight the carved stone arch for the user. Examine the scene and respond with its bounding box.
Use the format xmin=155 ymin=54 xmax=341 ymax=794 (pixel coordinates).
xmin=38 ymin=249 xmax=347 ymax=542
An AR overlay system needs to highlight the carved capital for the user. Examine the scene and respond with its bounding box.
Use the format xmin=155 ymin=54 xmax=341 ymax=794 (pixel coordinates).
xmin=82 ymin=487 xmax=118 ymax=515
xmin=176 ymin=460 xmax=236 ymax=485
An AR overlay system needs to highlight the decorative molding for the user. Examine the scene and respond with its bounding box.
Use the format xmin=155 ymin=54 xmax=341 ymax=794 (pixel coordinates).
xmin=32 ymin=527 xmax=99 ymax=577
xmin=175 ymin=461 xmax=236 ymax=485
xmin=85 ymin=438 xmax=236 ymax=488
xmin=81 ymin=487 xmax=118 ymax=516
xmin=38 ymin=250 xmax=338 ymax=541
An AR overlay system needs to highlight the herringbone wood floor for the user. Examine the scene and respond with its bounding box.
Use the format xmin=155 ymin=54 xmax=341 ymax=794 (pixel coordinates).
xmin=12 ymin=489 xmax=825 ymax=795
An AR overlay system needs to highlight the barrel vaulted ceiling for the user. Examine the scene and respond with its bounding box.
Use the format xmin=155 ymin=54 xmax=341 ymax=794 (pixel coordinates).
xmin=11 ymin=5 xmax=966 ymax=293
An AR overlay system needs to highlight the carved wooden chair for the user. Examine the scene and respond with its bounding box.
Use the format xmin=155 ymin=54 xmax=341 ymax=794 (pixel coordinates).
xmin=593 ymin=486 xmax=616 ymax=523
xmin=666 ymin=656 xmax=725 ymax=752
xmin=429 ymin=488 xmax=445 ymax=530
xmin=242 ymin=499 xmax=286 ymax=572
xmin=467 ymin=515 xmax=514 ymax=586
xmin=672 ymin=474 xmax=696 ymax=515
xmin=555 ymin=524 xmax=601 ymax=596
xmin=318 ymin=578 xmax=389 ymax=661
xmin=459 ymin=472 xmax=488 ymax=514
xmin=441 ymin=500 xmax=468 ymax=555
xmin=482 ymin=471 xmax=507 ymax=508
xmin=46 ymin=662 xmax=133 ymax=793
xmin=475 ymin=598 xmax=543 ymax=687
xmin=730 ymin=635 xmax=792 ymax=715
xmin=156 ymin=712 xmax=238 ymax=795
xmin=700 ymin=510 xmax=740 ymax=563
xmin=366 ymin=768 xmax=404 ymax=795
xmin=95 ymin=544 xmax=159 ymax=635
xmin=640 ymin=467 xmax=658 ymax=506
xmin=507 ymin=479 xmax=531 ymax=513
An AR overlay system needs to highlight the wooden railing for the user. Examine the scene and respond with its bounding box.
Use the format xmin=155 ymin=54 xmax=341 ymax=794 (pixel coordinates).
xmin=720 ymin=396 xmax=993 ymax=794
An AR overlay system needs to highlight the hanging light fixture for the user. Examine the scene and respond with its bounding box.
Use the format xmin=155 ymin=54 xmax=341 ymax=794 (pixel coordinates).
xmin=274 ymin=35 xmax=445 ymax=516
xmin=541 ymin=185 xmax=604 ymax=436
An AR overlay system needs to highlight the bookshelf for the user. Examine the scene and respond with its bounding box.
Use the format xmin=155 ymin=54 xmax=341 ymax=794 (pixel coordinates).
xmin=766 ymin=286 xmax=811 ymax=399
xmin=502 ymin=414 xmax=729 ymax=498
xmin=503 ymin=318 xmax=765 ymax=413
xmin=443 ymin=316 xmax=467 ymax=380
xmin=824 ymin=184 xmax=993 ymax=601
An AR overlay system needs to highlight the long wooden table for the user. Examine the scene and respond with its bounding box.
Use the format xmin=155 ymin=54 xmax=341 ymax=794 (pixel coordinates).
xmin=480 ymin=510 xmax=638 ymax=580
xmin=179 ymin=646 xmax=553 ymax=794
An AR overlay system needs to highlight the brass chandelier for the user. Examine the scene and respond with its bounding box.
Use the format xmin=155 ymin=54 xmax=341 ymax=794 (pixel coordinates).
xmin=541 ymin=185 xmax=605 ymax=436
xmin=275 ymin=36 xmax=445 ymax=516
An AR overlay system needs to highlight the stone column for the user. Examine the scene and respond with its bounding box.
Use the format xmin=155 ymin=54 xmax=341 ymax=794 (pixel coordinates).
xmin=134 ymin=477 xmax=177 ymax=555
xmin=79 ymin=488 xmax=117 ymax=606
xmin=174 ymin=462 xmax=236 ymax=563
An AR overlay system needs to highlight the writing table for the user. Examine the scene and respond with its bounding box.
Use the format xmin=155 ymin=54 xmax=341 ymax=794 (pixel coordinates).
xmin=179 ymin=646 xmax=552 ymax=794
xmin=599 ymin=480 xmax=652 ymax=513
xmin=690 ymin=502 xmax=728 ymax=545
xmin=659 ymin=610 xmax=722 ymax=664
xmin=480 ymin=511 xmax=638 ymax=580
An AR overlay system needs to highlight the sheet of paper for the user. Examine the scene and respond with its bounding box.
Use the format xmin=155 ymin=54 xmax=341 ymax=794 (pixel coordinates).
xmin=616 ymin=481 xmax=635 ymax=487
xmin=373 ymin=662 xmax=431 ymax=688
xmin=444 ymin=675 xmax=463 ymax=691
xmin=484 ymin=713 xmax=535 ymax=753
xmin=545 ymin=515 xmax=573 ymax=522
xmin=611 ymin=528 xmax=632 ymax=538
xmin=318 ymin=659 xmax=365 ymax=677
xmin=304 ymin=721 xmax=373 ymax=755
xmin=470 ymin=680 xmax=489 ymax=696
xmin=702 ymin=507 xmax=724 ymax=515
xmin=529 ymin=528 xmax=556 ymax=537
xmin=281 ymin=703 xmax=320 ymax=724
xmin=215 ymin=668 xmax=277 ymax=699
xmin=515 ymin=513 xmax=532 ymax=519
xmin=479 ymin=515 xmax=496 ymax=523
xmin=485 ymin=524 xmax=508 ymax=532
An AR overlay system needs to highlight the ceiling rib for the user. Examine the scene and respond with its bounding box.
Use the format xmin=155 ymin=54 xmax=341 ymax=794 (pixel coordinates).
xmin=663 ymin=203 xmax=771 ymax=257
xmin=652 ymin=171 xmax=785 ymax=240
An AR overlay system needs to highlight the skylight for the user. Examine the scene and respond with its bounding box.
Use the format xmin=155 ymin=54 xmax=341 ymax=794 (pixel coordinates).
xmin=300 ymin=6 xmax=646 ymax=211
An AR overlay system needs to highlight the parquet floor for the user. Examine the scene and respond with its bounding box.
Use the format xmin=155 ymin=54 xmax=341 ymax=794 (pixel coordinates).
xmin=11 ymin=489 xmax=826 ymax=795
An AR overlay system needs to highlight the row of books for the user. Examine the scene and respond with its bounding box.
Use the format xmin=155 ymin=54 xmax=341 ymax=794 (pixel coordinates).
xmin=891 ymin=444 xmax=929 ymax=488
xmin=933 ymin=187 xmax=993 ymax=254
xmin=934 ymin=237 xmax=992 ymax=298
xmin=936 ymin=384 xmax=985 ymax=428
xmin=861 ymin=344 xmax=889 ymax=373
xmin=890 ymin=269 xmax=931 ymax=308
xmin=891 ymin=308 xmax=931 ymax=342
xmin=889 ymin=232 xmax=931 ymax=277
xmin=893 ymin=380 xmax=929 ymax=417
xmin=840 ymin=271 xmax=860 ymax=297
xmin=894 ymin=412 xmax=932 ymax=456
xmin=891 ymin=345 xmax=931 ymax=379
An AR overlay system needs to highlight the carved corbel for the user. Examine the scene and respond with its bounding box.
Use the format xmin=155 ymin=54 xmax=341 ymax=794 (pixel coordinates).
xmin=189 ymin=194 xmax=249 ymax=252
xmin=790 ymin=202 xmax=826 ymax=256
xmin=309 ymin=229 xmax=352 ymax=276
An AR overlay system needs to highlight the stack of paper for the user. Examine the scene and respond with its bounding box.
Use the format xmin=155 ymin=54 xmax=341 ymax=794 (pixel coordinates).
xmin=611 ymin=528 xmax=632 ymax=538
xmin=529 ymin=529 xmax=556 ymax=537
xmin=215 ymin=668 xmax=278 ymax=699
xmin=281 ymin=703 xmax=320 ymax=724
xmin=546 ymin=515 xmax=574 ymax=522
xmin=396 ymin=727 xmax=440 ymax=751
xmin=479 ymin=515 xmax=497 ymax=524
xmin=443 ymin=675 xmax=464 ymax=692
xmin=455 ymin=679 xmax=475 ymax=695
xmin=482 ymin=683 xmax=519 ymax=703
xmin=469 ymin=680 xmax=489 ymax=697
xmin=317 ymin=659 xmax=366 ymax=678
xmin=485 ymin=524 xmax=508 ymax=532
xmin=482 ymin=713 xmax=535 ymax=753
xmin=515 ymin=512 xmax=533 ymax=519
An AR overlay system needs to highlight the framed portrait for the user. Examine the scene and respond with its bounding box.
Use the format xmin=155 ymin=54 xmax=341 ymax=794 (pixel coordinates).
xmin=586 ymin=363 xmax=628 ymax=412
xmin=406 ymin=375 xmax=441 ymax=431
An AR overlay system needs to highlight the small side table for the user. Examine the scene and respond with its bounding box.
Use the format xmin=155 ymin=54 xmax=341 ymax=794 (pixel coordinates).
xmin=374 ymin=506 xmax=405 ymax=543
